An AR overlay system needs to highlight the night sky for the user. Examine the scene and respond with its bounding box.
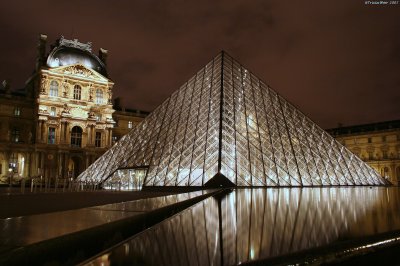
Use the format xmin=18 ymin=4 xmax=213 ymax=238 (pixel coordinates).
xmin=0 ymin=1 xmax=399 ymax=129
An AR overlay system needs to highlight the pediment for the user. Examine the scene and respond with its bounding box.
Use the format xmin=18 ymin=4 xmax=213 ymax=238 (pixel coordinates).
xmin=49 ymin=64 xmax=109 ymax=82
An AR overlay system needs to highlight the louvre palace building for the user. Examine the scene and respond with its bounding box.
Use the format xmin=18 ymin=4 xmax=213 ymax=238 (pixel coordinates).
xmin=0 ymin=35 xmax=147 ymax=182
xmin=327 ymin=120 xmax=400 ymax=185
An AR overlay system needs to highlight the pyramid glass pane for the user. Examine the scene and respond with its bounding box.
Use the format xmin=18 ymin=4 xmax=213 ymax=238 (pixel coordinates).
xmin=78 ymin=52 xmax=388 ymax=188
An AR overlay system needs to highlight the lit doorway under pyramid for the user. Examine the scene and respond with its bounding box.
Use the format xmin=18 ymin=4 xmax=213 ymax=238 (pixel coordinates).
xmin=78 ymin=52 xmax=387 ymax=188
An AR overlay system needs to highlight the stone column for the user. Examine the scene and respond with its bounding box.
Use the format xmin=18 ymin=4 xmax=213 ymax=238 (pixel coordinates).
xmin=60 ymin=122 xmax=64 ymax=143
xmin=109 ymin=128 xmax=112 ymax=146
xmin=41 ymin=122 xmax=46 ymax=143
xmin=37 ymin=121 xmax=42 ymax=142
xmin=104 ymin=129 xmax=108 ymax=147
xmin=65 ymin=122 xmax=70 ymax=145
xmin=41 ymin=152 xmax=45 ymax=176
xmin=63 ymin=123 xmax=66 ymax=142
xmin=87 ymin=126 xmax=91 ymax=145
xmin=26 ymin=152 xmax=32 ymax=178
xmin=92 ymin=126 xmax=96 ymax=146
xmin=5 ymin=151 xmax=10 ymax=172
xmin=32 ymin=152 xmax=38 ymax=176
xmin=37 ymin=152 xmax=42 ymax=176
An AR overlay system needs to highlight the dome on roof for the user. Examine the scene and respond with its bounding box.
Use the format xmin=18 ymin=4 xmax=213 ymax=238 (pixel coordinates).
xmin=46 ymin=45 xmax=107 ymax=77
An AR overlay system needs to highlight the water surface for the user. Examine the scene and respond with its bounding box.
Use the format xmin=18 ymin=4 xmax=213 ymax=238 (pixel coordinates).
xmin=86 ymin=187 xmax=400 ymax=265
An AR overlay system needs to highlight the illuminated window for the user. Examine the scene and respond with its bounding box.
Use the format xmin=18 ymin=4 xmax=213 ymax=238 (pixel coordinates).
xmin=96 ymin=114 xmax=102 ymax=122
xmin=49 ymin=81 xmax=59 ymax=97
xmin=14 ymin=107 xmax=20 ymax=116
xmin=95 ymin=132 xmax=102 ymax=147
xmin=128 ymin=121 xmax=133 ymax=129
xmin=48 ymin=127 xmax=56 ymax=144
xmin=95 ymin=89 xmax=103 ymax=104
xmin=71 ymin=126 xmax=82 ymax=147
xmin=73 ymin=85 xmax=81 ymax=100
xmin=383 ymin=167 xmax=390 ymax=179
xmin=11 ymin=128 xmax=20 ymax=142
xmin=50 ymin=107 xmax=56 ymax=116
xmin=10 ymin=153 xmax=18 ymax=172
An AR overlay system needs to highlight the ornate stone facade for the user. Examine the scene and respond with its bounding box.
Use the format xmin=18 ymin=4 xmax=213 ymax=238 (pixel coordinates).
xmin=327 ymin=120 xmax=400 ymax=185
xmin=0 ymin=35 xmax=146 ymax=182
xmin=112 ymin=98 xmax=149 ymax=144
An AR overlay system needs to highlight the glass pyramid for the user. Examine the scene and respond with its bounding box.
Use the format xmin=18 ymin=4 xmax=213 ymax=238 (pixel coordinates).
xmin=78 ymin=52 xmax=387 ymax=188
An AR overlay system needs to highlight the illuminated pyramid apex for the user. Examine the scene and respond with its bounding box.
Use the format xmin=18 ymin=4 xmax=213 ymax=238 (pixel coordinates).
xmin=79 ymin=52 xmax=387 ymax=188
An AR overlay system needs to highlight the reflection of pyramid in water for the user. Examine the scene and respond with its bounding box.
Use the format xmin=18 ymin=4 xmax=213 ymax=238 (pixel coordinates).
xmin=79 ymin=52 xmax=386 ymax=187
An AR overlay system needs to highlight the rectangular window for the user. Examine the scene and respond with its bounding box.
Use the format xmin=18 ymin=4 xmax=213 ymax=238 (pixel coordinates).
xmin=95 ymin=132 xmax=101 ymax=147
xmin=96 ymin=89 xmax=103 ymax=104
xmin=368 ymin=137 xmax=372 ymax=143
xmin=128 ymin=121 xmax=133 ymax=129
xmin=48 ymin=127 xmax=56 ymax=144
xmin=50 ymin=81 xmax=59 ymax=97
xmin=383 ymin=150 xmax=388 ymax=159
xmin=14 ymin=107 xmax=20 ymax=116
xmin=96 ymin=114 xmax=102 ymax=122
xmin=50 ymin=107 xmax=56 ymax=116
xmin=11 ymin=128 xmax=20 ymax=142
xmin=382 ymin=136 xmax=386 ymax=142
xmin=73 ymin=85 xmax=81 ymax=100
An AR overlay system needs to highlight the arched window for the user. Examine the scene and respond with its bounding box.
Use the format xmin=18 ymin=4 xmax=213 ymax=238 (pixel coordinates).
xmin=49 ymin=81 xmax=59 ymax=97
xmin=73 ymin=85 xmax=81 ymax=100
xmin=95 ymin=89 xmax=103 ymax=104
xmin=71 ymin=126 xmax=83 ymax=147
xmin=383 ymin=167 xmax=390 ymax=179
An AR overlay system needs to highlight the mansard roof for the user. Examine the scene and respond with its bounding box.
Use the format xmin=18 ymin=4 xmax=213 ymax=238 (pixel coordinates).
xmin=46 ymin=36 xmax=107 ymax=77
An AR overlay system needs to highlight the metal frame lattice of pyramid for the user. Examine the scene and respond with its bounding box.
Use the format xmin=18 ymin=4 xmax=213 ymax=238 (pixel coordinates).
xmin=78 ymin=52 xmax=387 ymax=187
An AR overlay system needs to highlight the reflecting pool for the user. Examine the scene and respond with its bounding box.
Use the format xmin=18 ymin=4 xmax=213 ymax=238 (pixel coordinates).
xmin=86 ymin=187 xmax=400 ymax=265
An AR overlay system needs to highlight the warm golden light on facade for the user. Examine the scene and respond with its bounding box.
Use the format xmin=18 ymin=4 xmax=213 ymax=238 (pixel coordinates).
xmin=0 ymin=35 xmax=147 ymax=182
